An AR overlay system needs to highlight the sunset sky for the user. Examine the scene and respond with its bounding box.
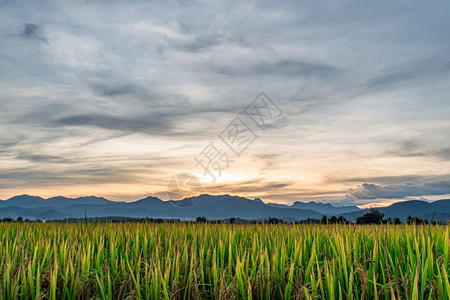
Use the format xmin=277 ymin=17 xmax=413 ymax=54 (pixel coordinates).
xmin=1 ymin=0 xmax=449 ymax=206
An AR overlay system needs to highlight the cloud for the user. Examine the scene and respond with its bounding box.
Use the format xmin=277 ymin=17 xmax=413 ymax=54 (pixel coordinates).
xmin=22 ymin=23 xmax=39 ymax=37
xmin=56 ymin=114 xmax=168 ymax=133
xmin=15 ymin=152 xmax=68 ymax=163
xmin=0 ymin=0 xmax=449 ymax=202
xmin=21 ymin=23 xmax=48 ymax=43
xmin=363 ymin=60 xmax=450 ymax=93
xmin=166 ymin=32 xmax=225 ymax=54
xmin=207 ymin=177 xmax=295 ymax=195
xmin=349 ymin=179 xmax=450 ymax=200
xmin=211 ymin=59 xmax=340 ymax=79
xmin=330 ymin=175 xmax=424 ymax=185
xmin=435 ymin=148 xmax=450 ymax=160
xmin=0 ymin=135 xmax=25 ymax=149
xmin=386 ymin=141 xmax=450 ymax=161
xmin=0 ymin=166 xmax=140 ymax=188
xmin=386 ymin=140 xmax=426 ymax=157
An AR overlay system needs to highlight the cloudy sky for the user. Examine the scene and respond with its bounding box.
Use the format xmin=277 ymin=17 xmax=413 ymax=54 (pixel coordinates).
xmin=1 ymin=0 xmax=449 ymax=206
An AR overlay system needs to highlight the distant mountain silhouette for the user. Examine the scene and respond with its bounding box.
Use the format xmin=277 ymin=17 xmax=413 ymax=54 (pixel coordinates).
xmin=0 ymin=195 xmax=113 ymax=208
xmin=0 ymin=194 xmax=322 ymax=220
xmin=339 ymin=199 xmax=450 ymax=222
xmin=268 ymin=201 xmax=360 ymax=215
xmin=0 ymin=194 xmax=449 ymax=221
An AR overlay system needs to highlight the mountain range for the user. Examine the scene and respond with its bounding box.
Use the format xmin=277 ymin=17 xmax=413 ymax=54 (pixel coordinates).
xmin=0 ymin=194 xmax=449 ymax=222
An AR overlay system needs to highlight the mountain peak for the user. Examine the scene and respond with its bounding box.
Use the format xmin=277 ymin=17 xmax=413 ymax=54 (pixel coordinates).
xmin=8 ymin=194 xmax=43 ymax=200
xmin=135 ymin=196 xmax=163 ymax=202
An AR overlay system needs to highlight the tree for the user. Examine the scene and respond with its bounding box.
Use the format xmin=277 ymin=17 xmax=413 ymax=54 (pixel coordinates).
xmin=411 ymin=217 xmax=428 ymax=225
xmin=195 ymin=216 xmax=207 ymax=223
xmin=393 ymin=217 xmax=402 ymax=225
xmin=356 ymin=209 xmax=385 ymax=224
xmin=321 ymin=215 xmax=350 ymax=224
xmin=337 ymin=216 xmax=349 ymax=224
xmin=266 ymin=217 xmax=283 ymax=224
xmin=406 ymin=215 xmax=413 ymax=224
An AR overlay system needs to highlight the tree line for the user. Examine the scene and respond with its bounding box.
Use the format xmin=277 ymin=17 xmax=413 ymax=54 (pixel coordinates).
xmin=0 ymin=209 xmax=445 ymax=224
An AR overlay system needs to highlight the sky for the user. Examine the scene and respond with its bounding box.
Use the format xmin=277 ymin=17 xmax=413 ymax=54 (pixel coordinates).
xmin=0 ymin=0 xmax=449 ymax=207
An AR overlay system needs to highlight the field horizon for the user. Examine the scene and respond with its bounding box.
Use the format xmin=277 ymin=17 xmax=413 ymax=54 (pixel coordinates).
xmin=1 ymin=193 xmax=450 ymax=223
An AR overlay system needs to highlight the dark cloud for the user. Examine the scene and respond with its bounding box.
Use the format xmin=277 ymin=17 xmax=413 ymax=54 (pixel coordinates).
xmin=330 ymin=175 xmax=424 ymax=185
xmin=15 ymin=152 xmax=68 ymax=163
xmin=254 ymin=60 xmax=339 ymax=78
xmin=92 ymin=82 xmax=146 ymax=97
xmin=349 ymin=179 xmax=450 ymax=199
xmin=167 ymin=34 xmax=224 ymax=54
xmin=387 ymin=140 xmax=426 ymax=157
xmin=0 ymin=136 xmax=25 ymax=149
xmin=22 ymin=23 xmax=39 ymax=37
xmin=364 ymin=60 xmax=450 ymax=92
xmin=387 ymin=141 xmax=450 ymax=161
xmin=211 ymin=59 xmax=340 ymax=79
xmin=435 ymin=148 xmax=450 ymax=160
xmin=82 ymin=72 xmax=161 ymax=101
xmin=56 ymin=114 xmax=168 ymax=133
xmin=21 ymin=23 xmax=48 ymax=43
xmin=53 ymin=109 xmax=222 ymax=137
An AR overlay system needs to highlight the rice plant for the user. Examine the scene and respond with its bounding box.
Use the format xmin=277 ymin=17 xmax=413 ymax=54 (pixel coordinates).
xmin=0 ymin=222 xmax=448 ymax=299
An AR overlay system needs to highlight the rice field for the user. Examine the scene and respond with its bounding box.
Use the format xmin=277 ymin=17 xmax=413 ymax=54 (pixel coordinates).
xmin=0 ymin=222 xmax=449 ymax=299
